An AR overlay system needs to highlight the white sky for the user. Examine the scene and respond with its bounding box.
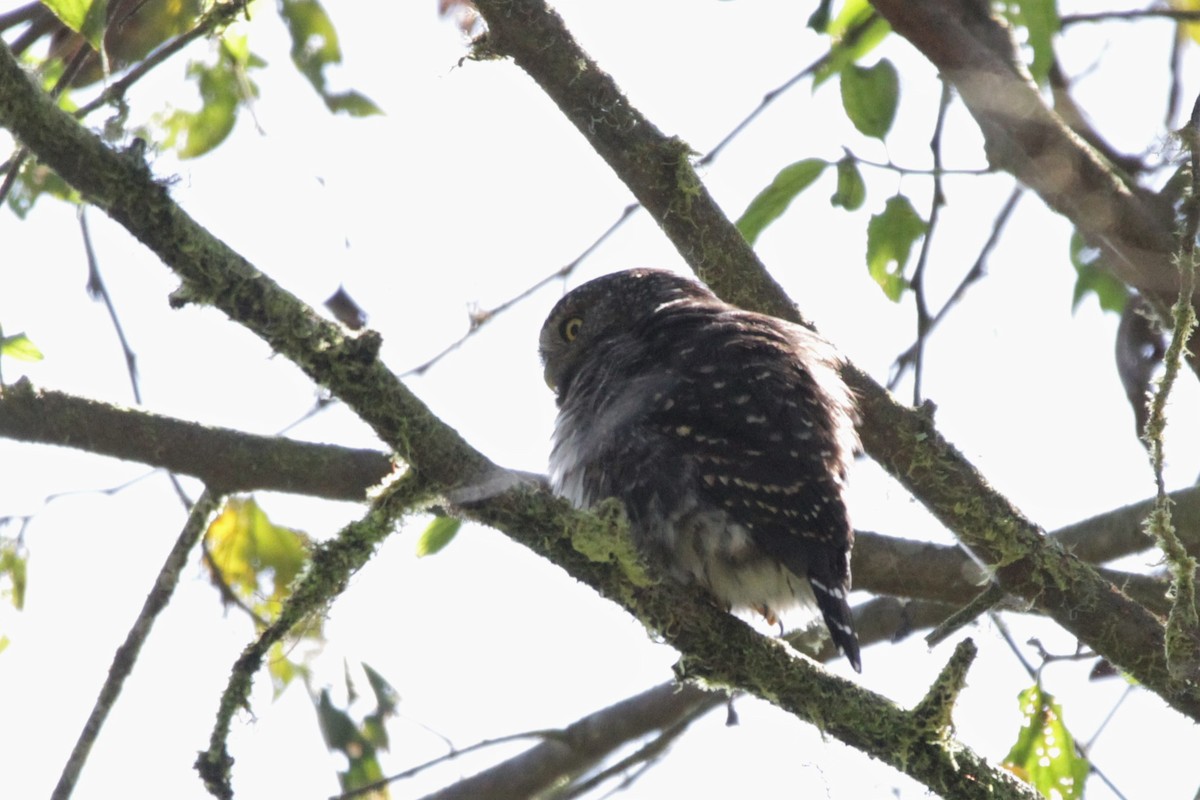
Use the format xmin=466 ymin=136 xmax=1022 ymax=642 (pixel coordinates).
xmin=2 ymin=0 xmax=1199 ymax=798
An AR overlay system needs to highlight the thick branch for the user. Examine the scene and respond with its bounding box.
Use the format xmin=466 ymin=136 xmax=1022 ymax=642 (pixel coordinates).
xmin=0 ymin=1 xmax=1193 ymax=726
xmin=0 ymin=46 xmax=490 ymax=495
xmin=0 ymin=380 xmax=392 ymax=500
xmin=463 ymin=0 xmax=1200 ymax=718
xmin=869 ymin=0 xmax=1200 ymax=379
xmin=0 ymin=373 xmax=1172 ymax=614
xmin=421 ymin=596 xmax=960 ymax=800
xmin=462 ymin=488 xmax=1036 ymax=800
xmin=0 ymin=11 xmax=1190 ymax=797
xmin=871 ymin=0 xmax=1177 ymax=294
xmin=418 ymin=682 xmax=716 ymax=800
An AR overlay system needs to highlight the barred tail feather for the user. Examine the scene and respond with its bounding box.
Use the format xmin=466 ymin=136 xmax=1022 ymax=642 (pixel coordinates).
xmin=808 ymin=573 xmax=861 ymax=673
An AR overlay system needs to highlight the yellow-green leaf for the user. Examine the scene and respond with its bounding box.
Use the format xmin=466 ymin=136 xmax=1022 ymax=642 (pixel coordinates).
xmin=42 ymin=0 xmax=107 ymax=50
xmin=158 ymin=36 xmax=262 ymax=159
xmin=866 ymin=195 xmax=926 ymax=301
xmin=204 ymin=497 xmax=310 ymax=616
xmin=813 ymin=0 xmax=892 ymax=87
xmin=0 ymin=542 xmax=27 ymax=610
xmin=1069 ymin=229 xmax=1128 ymax=313
xmin=1001 ymin=0 xmax=1060 ymax=84
xmin=841 ymin=59 xmax=900 ymax=140
xmin=0 ymin=333 xmax=44 ymax=362
xmin=279 ymin=0 xmax=382 ymax=116
xmin=267 ymin=640 xmax=308 ymax=696
xmin=1003 ymin=684 xmax=1089 ymax=799
xmin=831 ymin=156 xmax=865 ymax=211
xmin=736 ymin=158 xmax=829 ymax=245
xmin=416 ymin=516 xmax=461 ymax=557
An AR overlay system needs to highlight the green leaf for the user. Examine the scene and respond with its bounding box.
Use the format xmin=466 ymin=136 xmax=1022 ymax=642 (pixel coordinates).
xmin=1001 ymin=0 xmax=1060 ymax=84
xmin=736 ymin=159 xmax=829 ymax=245
xmin=0 ymin=333 xmax=44 ymax=362
xmin=0 ymin=542 xmax=28 ymax=610
xmin=1003 ymin=684 xmax=1089 ymax=799
xmin=831 ymin=156 xmax=866 ymax=211
xmin=813 ymin=0 xmax=892 ymax=87
xmin=866 ymin=195 xmax=926 ymax=301
xmin=361 ymin=663 xmax=399 ymax=749
xmin=279 ymin=0 xmax=383 ymax=116
xmin=42 ymin=0 xmax=107 ymax=50
xmin=267 ymin=640 xmax=308 ymax=696
xmin=807 ymin=0 xmax=834 ymax=32
xmin=313 ymin=664 xmax=398 ymax=796
xmin=1069 ymin=230 xmax=1128 ymax=313
xmin=158 ymin=36 xmax=263 ymax=159
xmin=416 ymin=516 xmax=462 ymax=557
xmin=840 ymin=59 xmax=900 ymax=139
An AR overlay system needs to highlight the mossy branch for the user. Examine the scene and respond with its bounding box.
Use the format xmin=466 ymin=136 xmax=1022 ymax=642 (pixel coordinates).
xmin=0 ymin=380 xmax=393 ymax=500
xmin=0 ymin=7 xmax=1195 ymax=796
xmin=1140 ymin=96 xmax=1200 ymax=681
xmin=462 ymin=0 xmax=1200 ymax=717
xmin=196 ymin=470 xmax=434 ymax=799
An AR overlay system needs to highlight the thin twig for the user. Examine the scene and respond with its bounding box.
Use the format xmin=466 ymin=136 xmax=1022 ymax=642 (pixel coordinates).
xmin=332 ymin=730 xmax=560 ymax=800
xmin=557 ymin=704 xmax=705 ymax=800
xmin=995 ymin=620 xmax=1130 ymax=800
xmin=1061 ymin=9 xmax=1200 ymax=26
xmin=401 ymin=203 xmax=638 ymax=377
xmin=697 ymin=10 xmax=881 ymax=167
xmin=907 ymin=79 xmax=952 ymax=405
xmin=78 ymin=207 xmax=142 ymax=403
xmin=406 ymin=10 xmax=887 ymax=377
xmin=51 ymin=488 xmax=223 ymax=800
xmin=0 ymin=2 xmax=42 ymax=32
xmin=847 ymin=149 xmax=991 ymax=177
xmin=889 ymin=186 xmax=1022 ymax=389
xmin=74 ymin=1 xmax=245 ymax=119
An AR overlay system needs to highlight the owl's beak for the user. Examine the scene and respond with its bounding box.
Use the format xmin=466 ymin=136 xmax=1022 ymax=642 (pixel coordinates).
xmin=543 ymin=366 xmax=558 ymax=393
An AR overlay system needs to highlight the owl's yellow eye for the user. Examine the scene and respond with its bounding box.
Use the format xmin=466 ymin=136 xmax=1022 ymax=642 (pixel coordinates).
xmin=561 ymin=317 xmax=583 ymax=342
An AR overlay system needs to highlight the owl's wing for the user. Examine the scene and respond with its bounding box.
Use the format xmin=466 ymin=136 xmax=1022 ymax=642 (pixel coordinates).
xmin=649 ymin=312 xmax=860 ymax=668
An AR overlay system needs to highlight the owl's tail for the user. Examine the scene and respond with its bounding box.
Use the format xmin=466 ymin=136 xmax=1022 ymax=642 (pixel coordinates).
xmin=808 ymin=571 xmax=861 ymax=673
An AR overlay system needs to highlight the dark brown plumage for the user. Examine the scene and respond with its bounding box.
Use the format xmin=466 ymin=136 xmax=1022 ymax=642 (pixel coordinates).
xmin=540 ymin=269 xmax=861 ymax=671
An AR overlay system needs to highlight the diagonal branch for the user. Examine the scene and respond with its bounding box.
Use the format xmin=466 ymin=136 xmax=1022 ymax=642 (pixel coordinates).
xmin=870 ymin=0 xmax=1177 ymax=295
xmin=463 ymin=0 xmax=1200 ymax=717
xmin=869 ymin=0 xmax=1200 ymax=381
xmin=53 ymin=488 xmax=224 ymax=800
xmin=0 ymin=12 xmax=1189 ymax=799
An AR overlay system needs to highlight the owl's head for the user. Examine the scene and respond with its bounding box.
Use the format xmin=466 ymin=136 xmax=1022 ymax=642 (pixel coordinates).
xmin=539 ymin=269 xmax=713 ymax=401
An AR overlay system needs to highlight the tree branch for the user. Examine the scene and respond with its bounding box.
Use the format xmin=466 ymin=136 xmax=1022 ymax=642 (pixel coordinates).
xmin=869 ymin=0 xmax=1200 ymax=379
xmin=0 ymin=380 xmax=393 ymax=501
xmin=0 ymin=6 xmax=1192 ymax=796
xmin=0 ymin=374 xmax=1174 ymax=617
xmin=53 ymin=488 xmax=224 ymax=800
xmin=460 ymin=0 xmax=1200 ymax=717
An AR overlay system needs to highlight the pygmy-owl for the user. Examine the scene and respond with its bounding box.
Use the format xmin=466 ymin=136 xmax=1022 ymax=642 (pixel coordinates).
xmin=539 ymin=268 xmax=861 ymax=671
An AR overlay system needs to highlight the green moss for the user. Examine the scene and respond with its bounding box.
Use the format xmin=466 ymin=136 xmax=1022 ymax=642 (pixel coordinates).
xmin=567 ymin=497 xmax=654 ymax=589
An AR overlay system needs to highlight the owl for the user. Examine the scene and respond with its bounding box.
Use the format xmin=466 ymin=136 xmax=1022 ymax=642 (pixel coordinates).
xmin=539 ymin=268 xmax=861 ymax=671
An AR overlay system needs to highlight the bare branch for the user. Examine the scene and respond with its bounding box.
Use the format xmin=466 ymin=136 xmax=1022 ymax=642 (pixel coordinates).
xmin=52 ymin=488 xmax=223 ymax=800
xmin=0 ymin=381 xmax=392 ymax=501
